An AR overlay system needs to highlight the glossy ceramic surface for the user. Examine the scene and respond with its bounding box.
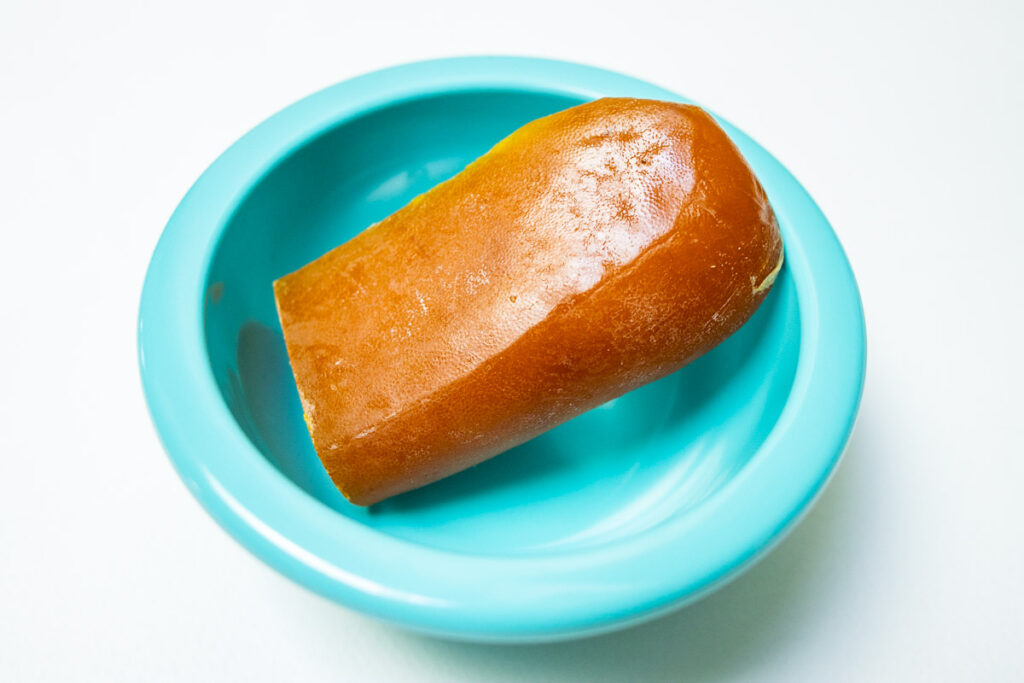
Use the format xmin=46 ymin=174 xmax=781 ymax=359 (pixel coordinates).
xmin=139 ymin=57 xmax=865 ymax=642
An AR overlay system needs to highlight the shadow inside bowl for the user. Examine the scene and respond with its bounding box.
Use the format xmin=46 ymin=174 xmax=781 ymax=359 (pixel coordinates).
xmin=204 ymin=88 xmax=802 ymax=556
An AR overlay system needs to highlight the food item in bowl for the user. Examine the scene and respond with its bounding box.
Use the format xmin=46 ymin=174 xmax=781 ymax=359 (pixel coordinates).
xmin=273 ymin=97 xmax=783 ymax=505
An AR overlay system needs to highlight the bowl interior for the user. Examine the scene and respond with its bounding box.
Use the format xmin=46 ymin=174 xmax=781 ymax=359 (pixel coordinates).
xmin=203 ymin=90 xmax=801 ymax=556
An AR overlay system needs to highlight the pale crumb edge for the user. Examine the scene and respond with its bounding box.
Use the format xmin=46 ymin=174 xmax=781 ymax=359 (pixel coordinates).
xmin=753 ymin=247 xmax=785 ymax=295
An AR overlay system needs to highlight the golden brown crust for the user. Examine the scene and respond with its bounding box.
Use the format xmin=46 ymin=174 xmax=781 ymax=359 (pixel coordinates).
xmin=273 ymin=98 xmax=783 ymax=505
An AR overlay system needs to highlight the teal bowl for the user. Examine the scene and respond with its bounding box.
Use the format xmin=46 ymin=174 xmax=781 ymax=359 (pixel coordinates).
xmin=139 ymin=57 xmax=865 ymax=642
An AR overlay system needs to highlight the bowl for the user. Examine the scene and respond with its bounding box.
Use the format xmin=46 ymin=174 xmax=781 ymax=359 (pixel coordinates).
xmin=139 ymin=56 xmax=865 ymax=642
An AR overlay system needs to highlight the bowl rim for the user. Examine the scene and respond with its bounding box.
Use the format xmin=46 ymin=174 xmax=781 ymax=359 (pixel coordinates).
xmin=138 ymin=56 xmax=866 ymax=643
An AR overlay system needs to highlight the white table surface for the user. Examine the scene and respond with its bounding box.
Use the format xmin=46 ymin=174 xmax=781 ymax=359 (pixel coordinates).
xmin=2 ymin=1 xmax=1022 ymax=680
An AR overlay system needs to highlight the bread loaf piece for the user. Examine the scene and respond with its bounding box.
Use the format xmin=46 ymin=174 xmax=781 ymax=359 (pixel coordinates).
xmin=274 ymin=98 xmax=783 ymax=505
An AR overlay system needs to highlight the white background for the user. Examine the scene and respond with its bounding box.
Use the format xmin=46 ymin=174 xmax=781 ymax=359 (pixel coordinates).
xmin=2 ymin=0 xmax=1022 ymax=680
